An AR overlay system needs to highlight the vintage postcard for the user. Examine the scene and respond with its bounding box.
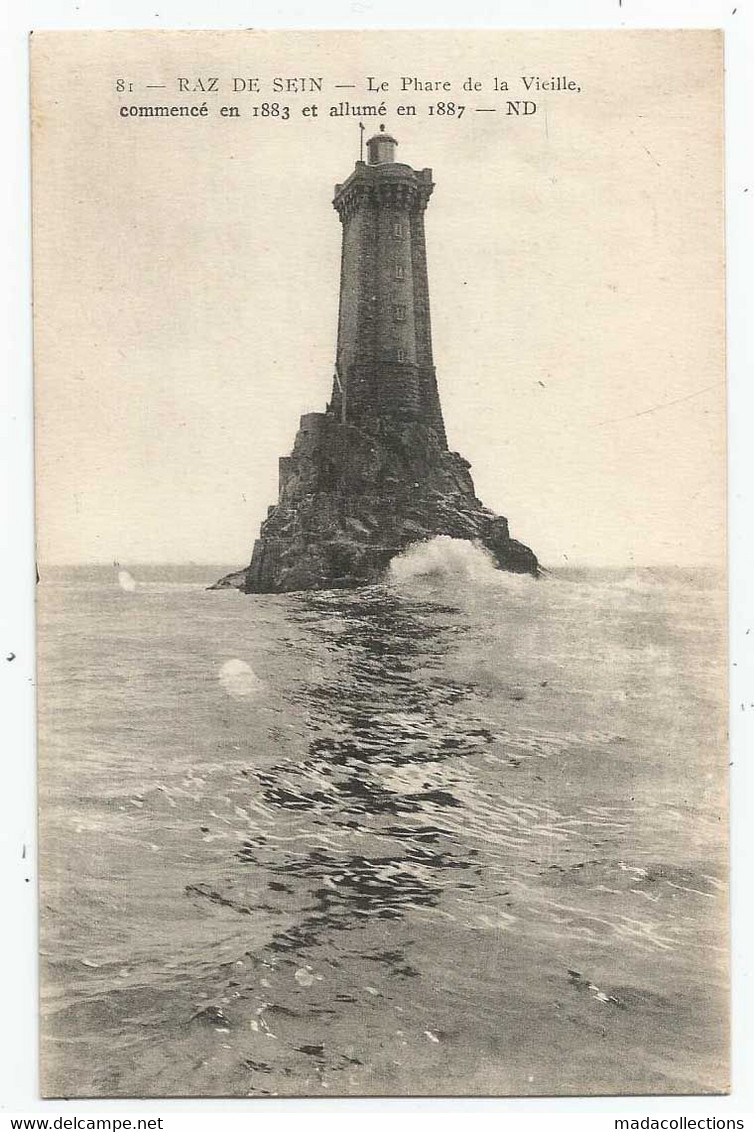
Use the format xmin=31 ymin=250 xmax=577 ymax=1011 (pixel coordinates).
xmin=32 ymin=30 xmax=727 ymax=1097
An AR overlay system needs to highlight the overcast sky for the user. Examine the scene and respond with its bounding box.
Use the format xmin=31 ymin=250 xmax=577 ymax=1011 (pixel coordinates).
xmin=32 ymin=30 xmax=725 ymax=568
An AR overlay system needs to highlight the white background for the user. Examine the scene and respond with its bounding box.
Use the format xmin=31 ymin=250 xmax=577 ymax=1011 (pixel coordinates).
xmin=2 ymin=0 xmax=752 ymax=1127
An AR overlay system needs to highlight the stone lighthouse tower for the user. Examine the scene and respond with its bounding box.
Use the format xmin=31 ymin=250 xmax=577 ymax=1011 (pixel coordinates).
xmin=214 ymin=130 xmax=538 ymax=594
xmin=330 ymin=126 xmax=446 ymax=445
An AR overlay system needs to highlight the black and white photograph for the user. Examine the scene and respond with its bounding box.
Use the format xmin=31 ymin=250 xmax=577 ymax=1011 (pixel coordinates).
xmin=30 ymin=29 xmax=729 ymax=1100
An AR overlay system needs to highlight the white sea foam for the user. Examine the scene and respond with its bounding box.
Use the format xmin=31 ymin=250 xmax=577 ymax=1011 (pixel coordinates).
xmin=389 ymin=536 xmax=502 ymax=585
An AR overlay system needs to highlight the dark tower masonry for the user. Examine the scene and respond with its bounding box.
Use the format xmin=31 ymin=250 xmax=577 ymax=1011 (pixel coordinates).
xmin=331 ymin=129 xmax=446 ymax=445
xmin=213 ymin=129 xmax=538 ymax=594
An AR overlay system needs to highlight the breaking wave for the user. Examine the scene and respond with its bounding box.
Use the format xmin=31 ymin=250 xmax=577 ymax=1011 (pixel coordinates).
xmin=390 ymin=536 xmax=510 ymax=586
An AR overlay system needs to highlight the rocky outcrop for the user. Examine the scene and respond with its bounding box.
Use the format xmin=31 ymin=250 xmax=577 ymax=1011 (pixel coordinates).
xmin=210 ymin=568 xmax=248 ymax=590
xmin=212 ymin=412 xmax=538 ymax=593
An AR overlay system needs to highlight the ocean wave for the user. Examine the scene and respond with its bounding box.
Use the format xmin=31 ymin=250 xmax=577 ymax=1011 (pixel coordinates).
xmin=389 ymin=536 xmax=538 ymax=595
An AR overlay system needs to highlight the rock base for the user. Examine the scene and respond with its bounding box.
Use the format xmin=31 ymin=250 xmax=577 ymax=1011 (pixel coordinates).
xmin=212 ymin=413 xmax=537 ymax=594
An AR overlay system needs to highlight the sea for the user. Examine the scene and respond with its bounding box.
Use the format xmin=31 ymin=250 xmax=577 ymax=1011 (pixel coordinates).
xmin=37 ymin=541 xmax=729 ymax=1098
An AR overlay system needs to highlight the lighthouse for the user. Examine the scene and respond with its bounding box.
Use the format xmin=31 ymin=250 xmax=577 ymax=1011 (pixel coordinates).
xmin=331 ymin=126 xmax=447 ymax=446
xmin=213 ymin=130 xmax=538 ymax=594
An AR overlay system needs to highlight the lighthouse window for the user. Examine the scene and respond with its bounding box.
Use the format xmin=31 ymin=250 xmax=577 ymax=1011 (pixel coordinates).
xmin=395 ymin=262 xmax=405 ymax=280
xmin=394 ymin=304 xmax=406 ymax=322
xmin=393 ymin=222 xmax=404 ymax=238
xmin=397 ymin=348 xmax=406 ymax=363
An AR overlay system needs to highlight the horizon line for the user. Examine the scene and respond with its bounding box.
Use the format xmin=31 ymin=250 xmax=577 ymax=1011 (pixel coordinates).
xmin=36 ymin=558 xmax=727 ymax=572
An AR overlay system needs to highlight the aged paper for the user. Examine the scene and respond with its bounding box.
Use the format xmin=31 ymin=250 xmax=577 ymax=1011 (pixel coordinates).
xmin=32 ymin=30 xmax=727 ymax=1098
